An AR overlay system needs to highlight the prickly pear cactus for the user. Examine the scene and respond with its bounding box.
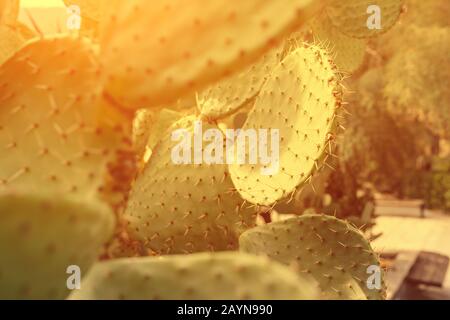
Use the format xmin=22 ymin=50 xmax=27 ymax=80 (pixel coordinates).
xmin=326 ymin=0 xmax=404 ymax=38
xmin=309 ymin=14 xmax=367 ymax=73
xmin=198 ymin=46 xmax=282 ymax=120
xmin=0 ymin=0 xmax=19 ymax=26
xmin=0 ymin=25 xmax=24 ymax=65
xmin=144 ymin=109 xmax=184 ymax=159
xmin=100 ymin=0 xmax=322 ymax=109
xmin=63 ymin=0 xmax=106 ymax=22
xmin=125 ymin=116 xmax=256 ymax=254
xmin=63 ymin=0 xmax=107 ymax=39
xmin=0 ymin=191 xmax=114 ymax=299
xmin=69 ymin=252 xmax=318 ymax=300
xmin=229 ymin=44 xmax=340 ymax=206
xmin=0 ymin=0 xmax=429 ymax=301
xmin=132 ymin=109 xmax=155 ymax=162
xmin=132 ymin=108 xmax=184 ymax=169
xmin=0 ymin=36 xmax=133 ymax=206
xmin=240 ymin=214 xmax=385 ymax=300
xmin=0 ymin=1 xmax=23 ymax=64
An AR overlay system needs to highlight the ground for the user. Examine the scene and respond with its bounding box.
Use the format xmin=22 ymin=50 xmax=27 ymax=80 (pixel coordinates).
xmin=372 ymin=204 xmax=450 ymax=292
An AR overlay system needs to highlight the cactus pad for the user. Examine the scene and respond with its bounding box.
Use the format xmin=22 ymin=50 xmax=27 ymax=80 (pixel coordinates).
xmin=100 ymin=0 xmax=322 ymax=109
xmin=132 ymin=109 xmax=155 ymax=162
xmin=240 ymin=214 xmax=385 ymax=300
xmin=0 ymin=36 xmax=133 ymax=205
xmin=198 ymin=46 xmax=282 ymax=120
xmin=64 ymin=0 xmax=105 ymax=22
xmin=145 ymin=109 xmax=184 ymax=158
xmin=0 ymin=25 xmax=24 ymax=65
xmin=69 ymin=252 xmax=318 ymax=300
xmin=326 ymin=0 xmax=404 ymax=38
xmin=0 ymin=0 xmax=19 ymax=26
xmin=125 ymin=116 xmax=256 ymax=254
xmin=310 ymin=14 xmax=367 ymax=73
xmin=0 ymin=191 xmax=114 ymax=299
xmin=229 ymin=44 xmax=340 ymax=206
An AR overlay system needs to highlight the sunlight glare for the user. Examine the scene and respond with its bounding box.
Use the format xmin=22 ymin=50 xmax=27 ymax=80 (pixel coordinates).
xmin=21 ymin=0 xmax=64 ymax=8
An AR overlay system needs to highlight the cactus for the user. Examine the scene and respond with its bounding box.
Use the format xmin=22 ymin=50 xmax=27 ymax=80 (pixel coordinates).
xmin=239 ymin=214 xmax=385 ymax=300
xmin=133 ymin=108 xmax=192 ymax=170
xmin=0 ymin=0 xmax=437 ymax=301
xmin=143 ymin=109 xmax=184 ymax=159
xmin=0 ymin=0 xmax=19 ymax=26
xmin=0 ymin=25 xmax=24 ymax=65
xmin=132 ymin=109 xmax=155 ymax=162
xmin=0 ymin=191 xmax=114 ymax=299
xmin=63 ymin=0 xmax=108 ymax=39
xmin=0 ymin=35 xmax=133 ymax=299
xmin=326 ymin=0 xmax=404 ymax=38
xmin=0 ymin=1 xmax=23 ymax=64
xmin=125 ymin=116 xmax=256 ymax=255
xmin=229 ymin=44 xmax=341 ymax=206
xmin=198 ymin=46 xmax=282 ymax=120
xmin=69 ymin=252 xmax=318 ymax=300
xmin=0 ymin=36 xmax=134 ymax=206
xmin=309 ymin=13 xmax=367 ymax=73
xmin=99 ymin=0 xmax=322 ymax=110
xmin=63 ymin=0 xmax=106 ymax=22
xmin=13 ymin=22 xmax=36 ymax=40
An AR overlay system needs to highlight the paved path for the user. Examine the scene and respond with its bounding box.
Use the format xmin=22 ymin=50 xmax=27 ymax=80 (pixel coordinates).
xmin=371 ymin=211 xmax=450 ymax=289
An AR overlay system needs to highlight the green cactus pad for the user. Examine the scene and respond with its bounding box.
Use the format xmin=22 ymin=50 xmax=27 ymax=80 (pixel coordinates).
xmin=198 ymin=46 xmax=282 ymax=120
xmin=69 ymin=252 xmax=318 ymax=300
xmin=310 ymin=14 xmax=367 ymax=73
xmin=63 ymin=0 xmax=105 ymax=22
xmin=0 ymin=191 xmax=114 ymax=299
xmin=63 ymin=0 xmax=108 ymax=39
xmin=0 ymin=36 xmax=133 ymax=206
xmin=240 ymin=214 xmax=385 ymax=300
xmin=229 ymin=44 xmax=340 ymax=206
xmin=0 ymin=25 xmax=24 ymax=65
xmin=132 ymin=109 xmax=155 ymax=162
xmin=0 ymin=0 xmax=19 ymax=26
xmin=145 ymin=109 xmax=184 ymax=157
xmin=100 ymin=0 xmax=322 ymax=109
xmin=133 ymin=108 xmax=184 ymax=170
xmin=125 ymin=116 xmax=256 ymax=254
xmin=326 ymin=0 xmax=404 ymax=39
